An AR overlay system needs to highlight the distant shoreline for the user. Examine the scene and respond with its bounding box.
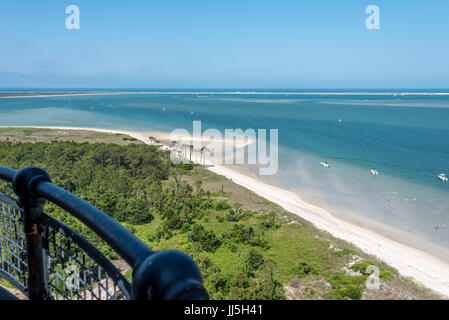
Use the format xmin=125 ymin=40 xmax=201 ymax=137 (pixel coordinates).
xmin=1 ymin=91 xmax=449 ymax=98
xmin=2 ymin=125 xmax=449 ymax=298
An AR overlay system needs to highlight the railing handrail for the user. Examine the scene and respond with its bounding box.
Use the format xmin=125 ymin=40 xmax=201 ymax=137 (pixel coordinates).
xmin=0 ymin=165 xmax=209 ymax=300
xmin=0 ymin=166 xmax=15 ymax=182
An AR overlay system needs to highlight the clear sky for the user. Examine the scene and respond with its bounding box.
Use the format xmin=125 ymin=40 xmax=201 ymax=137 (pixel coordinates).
xmin=0 ymin=0 xmax=448 ymax=89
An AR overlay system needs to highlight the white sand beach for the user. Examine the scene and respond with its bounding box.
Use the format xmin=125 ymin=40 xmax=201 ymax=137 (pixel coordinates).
xmin=3 ymin=125 xmax=449 ymax=297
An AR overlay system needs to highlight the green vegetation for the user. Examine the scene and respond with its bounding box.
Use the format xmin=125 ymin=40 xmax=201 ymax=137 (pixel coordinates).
xmin=325 ymin=272 xmax=366 ymax=300
xmin=0 ymin=136 xmax=440 ymax=300
xmin=0 ymin=278 xmax=15 ymax=289
xmin=188 ymin=224 xmax=222 ymax=252
xmin=0 ymin=128 xmax=143 ymax=145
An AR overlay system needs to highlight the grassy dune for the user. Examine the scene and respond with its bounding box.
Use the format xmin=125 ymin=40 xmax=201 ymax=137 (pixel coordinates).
xmin=0 ymin=127 xmax=142 ymax=145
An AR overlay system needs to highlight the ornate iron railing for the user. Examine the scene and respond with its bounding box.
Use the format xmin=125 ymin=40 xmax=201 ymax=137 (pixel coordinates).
xmin=0 ymin=166 xmax=208 ymax=300
xmin=0 ymin=193 xmax=27 ymax=294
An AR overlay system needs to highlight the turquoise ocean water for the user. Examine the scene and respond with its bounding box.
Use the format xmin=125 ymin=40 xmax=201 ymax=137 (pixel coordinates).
xmin=1 ymin=92 xmax=448 ymax=260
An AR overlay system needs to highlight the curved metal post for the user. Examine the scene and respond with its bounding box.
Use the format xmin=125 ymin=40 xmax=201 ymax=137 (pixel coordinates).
xmin=12 ymin=167 xmax=51 ymax=300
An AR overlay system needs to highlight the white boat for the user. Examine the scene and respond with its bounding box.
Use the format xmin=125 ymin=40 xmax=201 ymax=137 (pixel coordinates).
xmin=320 ymin=161 xmax=330 ymax=168
xmin=438 ymin=174 xmax=448 ymax=182
xmin=370 ymin=169 xmax=379 ymax=176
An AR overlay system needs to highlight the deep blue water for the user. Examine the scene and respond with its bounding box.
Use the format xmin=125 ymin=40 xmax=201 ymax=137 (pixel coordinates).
xmin=1 ymin=92 xmax=449 ymax=258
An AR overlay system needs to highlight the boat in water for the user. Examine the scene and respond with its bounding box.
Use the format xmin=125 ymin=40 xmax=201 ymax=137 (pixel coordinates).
xmin=320 ymin=161 xmax=330 ymax=168
xmin=370 ymin=169 xmax=379 ymax=176
xmin=438 ymin=173 xmax=448 ymax=182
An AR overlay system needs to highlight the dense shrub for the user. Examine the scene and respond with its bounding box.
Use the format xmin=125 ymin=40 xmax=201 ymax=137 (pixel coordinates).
xmin=226 ymin=209 xmax=241 ymax=222
xmin=188 ymin=224 xmax=222 ymax=252
xmin=295 ymin=260 xmax=313 ymax=278
xmin=214 ymin=200 xmax=231 ymax=210
xmin=245 ymin=249 xmax=264 ymax=277
xmin=116 ymin=198 xmax=154 ymax=224
xmin=350 ymin=261 xmax=373 ymax=275
xmin=260 ymin=212 xmax=279 ymax=230
xmin=325 ymin=271 xmax=366 ymax=300
xmin=223 ymin=224 xmax=270 ymax=250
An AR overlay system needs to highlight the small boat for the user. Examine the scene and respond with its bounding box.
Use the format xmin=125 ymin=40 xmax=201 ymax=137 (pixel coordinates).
xmin=370 ymin=169 xmax=379 ymax=176
xmin=320 ymin=161 xmax=330 ymax=168
xmin=438 ymin=174 xmax=448 ymax=182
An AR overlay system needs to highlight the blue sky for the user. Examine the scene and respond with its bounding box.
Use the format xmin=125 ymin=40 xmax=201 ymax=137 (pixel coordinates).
xmin=0 ymin=0 xmax=448 ymax=88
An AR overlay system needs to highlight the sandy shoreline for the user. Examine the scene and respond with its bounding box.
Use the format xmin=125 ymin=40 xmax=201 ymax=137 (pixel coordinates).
xmin=3 ymin=125 xmax=449 ymax=297
xmin=1 ymin=91 xmax=449 ymax=99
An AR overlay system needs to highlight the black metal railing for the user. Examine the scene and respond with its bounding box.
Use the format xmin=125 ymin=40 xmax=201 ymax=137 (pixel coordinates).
xmin=0 ymin=166 xmax=209 ymax=300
